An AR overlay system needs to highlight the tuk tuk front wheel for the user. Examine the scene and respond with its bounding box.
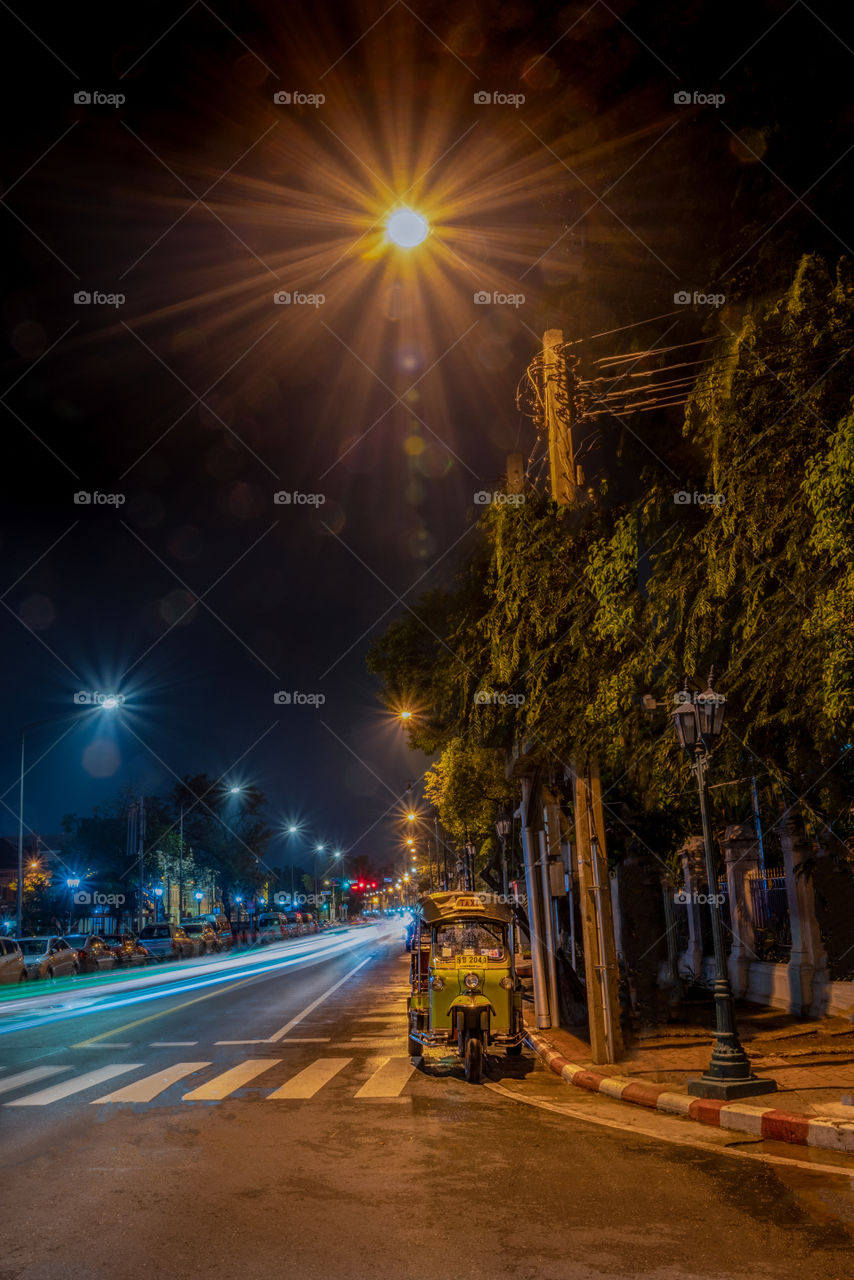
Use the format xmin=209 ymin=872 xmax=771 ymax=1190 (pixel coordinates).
xmin=464 ymin=1035 xmax=483 ymax=1084
xmin=408 ymin=1034 xmax=423 ymax=1058
xmin=506 ymin=1042 xmax=523 ymax=1056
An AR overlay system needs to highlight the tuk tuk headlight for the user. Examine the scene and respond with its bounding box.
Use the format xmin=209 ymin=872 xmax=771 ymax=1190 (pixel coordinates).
xmin=464 ymin=971 xmax=480 ymax=990
xmin=429 ymin=974 xmax=444 ymax=991
xmin=499 ymin=975 xmax=513 ymax=989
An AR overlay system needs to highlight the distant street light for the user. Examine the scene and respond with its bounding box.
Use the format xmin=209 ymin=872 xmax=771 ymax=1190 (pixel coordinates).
xmin=386 ymin=208 xmax=429 ymax=248
xmin=16 ymin=697 xmax=121 ymax=936
xmin=669 ymin=673 xmax=777 ymax=1101
xmin=195 ymin=890 xmax=204 ymax=915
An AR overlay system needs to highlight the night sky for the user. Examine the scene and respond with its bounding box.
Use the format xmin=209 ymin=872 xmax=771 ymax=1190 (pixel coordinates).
xmin=1 ymin=1 xmax=849 ymax=863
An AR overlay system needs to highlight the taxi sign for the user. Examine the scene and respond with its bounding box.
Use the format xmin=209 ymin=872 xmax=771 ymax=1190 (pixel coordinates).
xmin=453 ymin=895 xmax=485 ymax=910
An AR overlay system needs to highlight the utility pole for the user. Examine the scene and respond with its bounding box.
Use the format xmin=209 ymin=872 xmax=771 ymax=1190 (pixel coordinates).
xmin=179 ymin=803 xmax=184 ymax=924
xmin=541 ymin=327 xmax=623 ymax=1064
xmin=138 ymin=795 xmax=146 ymax=934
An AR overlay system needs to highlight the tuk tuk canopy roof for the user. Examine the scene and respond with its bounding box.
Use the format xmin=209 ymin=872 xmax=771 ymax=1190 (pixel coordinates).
xmin=415 ymin=891 xmax=515 ymax=927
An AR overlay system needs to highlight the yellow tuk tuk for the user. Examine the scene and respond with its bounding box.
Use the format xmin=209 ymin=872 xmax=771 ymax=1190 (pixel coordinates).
xmin=406 ymin=891 xmax=525 ymax=1083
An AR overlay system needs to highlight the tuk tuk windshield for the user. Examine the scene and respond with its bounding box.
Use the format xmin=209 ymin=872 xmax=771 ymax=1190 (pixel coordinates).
xmin=434 ymin=921 xmax=506 ymax=963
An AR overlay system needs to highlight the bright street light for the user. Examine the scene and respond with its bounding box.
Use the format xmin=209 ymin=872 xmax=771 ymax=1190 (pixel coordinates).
xmin=386 ymin=207 xmax=429 ymax=248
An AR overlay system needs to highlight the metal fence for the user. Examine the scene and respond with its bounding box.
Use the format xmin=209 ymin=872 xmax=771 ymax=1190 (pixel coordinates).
xmin=747 ymin=867 xmax=791 ymax=960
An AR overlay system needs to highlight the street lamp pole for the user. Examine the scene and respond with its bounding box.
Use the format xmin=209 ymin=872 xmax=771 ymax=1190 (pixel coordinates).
xmin=670 ymin=675 xmax=777 ymax=1101
xmin=15 ymin=732 xmax=25 ymax=936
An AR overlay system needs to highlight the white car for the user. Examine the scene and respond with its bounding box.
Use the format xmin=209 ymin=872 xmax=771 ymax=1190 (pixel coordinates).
xmin=17 ymin=936 xmax=80 ymax=980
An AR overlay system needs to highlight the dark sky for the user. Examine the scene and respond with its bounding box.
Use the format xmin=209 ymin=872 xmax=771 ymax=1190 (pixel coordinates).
xmin=1 ymin=0 xmax=850 ymax=864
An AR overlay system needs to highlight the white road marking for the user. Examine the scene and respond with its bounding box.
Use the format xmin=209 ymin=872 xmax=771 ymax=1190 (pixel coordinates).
xmin=94 ymin=1062 xmax=210 ymax=1103
xmin=0 ymin=1067 xmax=68 ymax=1095
xmin=150 ymin=1041 xmax=198 ymax=1047
xmin=485 ymin=1083 xmax=854 ymax=1179
xmin=214 ymin=1039 xmax=267 ymax=1045
xmin=267 ymin=955 xmax=375 ymax=1041
xmin=182 ymin=1058 xmax=278 ymax=1101
xmin=354 ymin=1057 xmax=416 ymax=1099
xmin=267 ymin=1057 xmax=351 ymax=1099
xmin=276 ymin=1037 xmax=331 ymax=1043
xmin=75 ymin=1043 xmax=132 ymax=1049
xmin=6 ymin=1064 xmax=142 ymax=1107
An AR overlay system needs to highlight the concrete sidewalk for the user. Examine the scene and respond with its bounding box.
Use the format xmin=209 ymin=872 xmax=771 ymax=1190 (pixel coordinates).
xmin=524 ymin=1007 xmax=854 ymax=1154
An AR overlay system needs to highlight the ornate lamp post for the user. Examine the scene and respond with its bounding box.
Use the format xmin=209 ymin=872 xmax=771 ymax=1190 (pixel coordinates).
xmin=671 ymin=674 xmax=776 ymax=1100
xmin=495 ymin=814 xmax=511 ymax=899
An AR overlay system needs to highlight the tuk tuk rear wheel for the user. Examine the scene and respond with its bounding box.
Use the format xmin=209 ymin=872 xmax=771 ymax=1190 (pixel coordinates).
xmin=408 ymin=1034 xmax=423 ymax=1057
xmin=506 ymin=1042 xmax=523 ymax=1056
xmin=464 ymin=1036 xmax=482 ymax=1084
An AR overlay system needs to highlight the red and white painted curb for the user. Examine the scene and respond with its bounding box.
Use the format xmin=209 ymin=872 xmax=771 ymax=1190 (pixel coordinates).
xmin=526 ymin=1031 xmax=854 ymax=1154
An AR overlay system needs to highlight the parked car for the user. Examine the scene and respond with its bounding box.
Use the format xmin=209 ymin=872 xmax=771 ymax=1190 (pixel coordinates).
xmin=103 ymin=933 xmax=151 ymax=967
xmin=64 ymin=934 xmax=117 ymax=973
xmin=256 ymin=912 xmax=288 ymax=944
xmin=211 ymin=916 xmax=233 ymax=949
xmin=179 ymin=920 xmax=219 ymax=954
xmin=17 ymin=935 xmax=80 ymax=980
xmin=0 ymin=937 xmax=27 ymax=983
xmin=137 ymin=923 xmax=195 ymax=962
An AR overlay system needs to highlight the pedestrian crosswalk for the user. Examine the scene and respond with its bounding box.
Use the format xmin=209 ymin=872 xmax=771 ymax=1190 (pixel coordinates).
xmin=0 ymin=1053 xmax=421 ymax=1109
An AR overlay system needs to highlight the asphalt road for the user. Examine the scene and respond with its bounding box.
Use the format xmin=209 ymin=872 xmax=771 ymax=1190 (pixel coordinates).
xmin=1 ymin=924 xmax=852 ymax=1280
